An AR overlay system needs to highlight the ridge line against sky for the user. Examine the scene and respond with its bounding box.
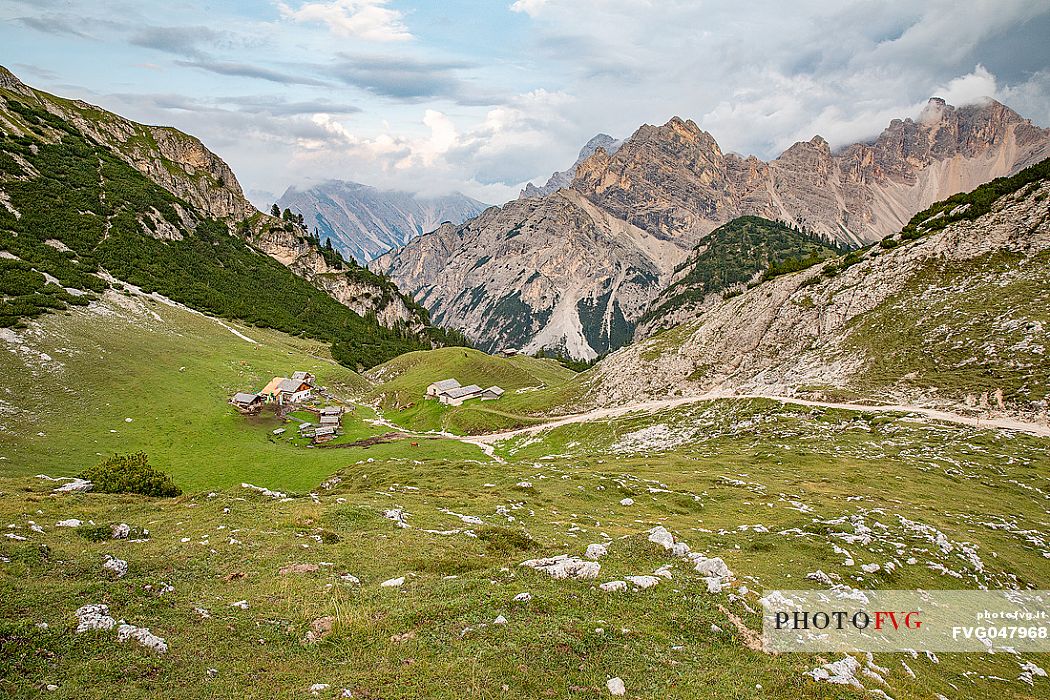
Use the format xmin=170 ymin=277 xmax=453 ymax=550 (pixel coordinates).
xmin=3 ymin=0 xmax=1049 ymax=208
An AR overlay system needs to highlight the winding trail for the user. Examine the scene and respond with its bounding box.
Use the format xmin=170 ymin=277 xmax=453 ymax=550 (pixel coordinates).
xmin=468 ymin=392 xmax=1050 ymax=445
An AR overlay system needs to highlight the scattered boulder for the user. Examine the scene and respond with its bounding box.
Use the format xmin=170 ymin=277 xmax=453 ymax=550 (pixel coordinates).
xmin=54 ymin=479 xmax=92 ymax=494
xmin=513 ymin=592 xmax=532 ymax=602
xmin=520 ymin=555 xmax=600 ymax=580
xmin=116 ymin=624 xmax=168 ymax=654
xmin=600 ymin=580 xmax=628 ymax=592
xmin=110 ymin=523 xmax=131 ymax=540
xmin=380 ymin=576 xmax=405 ymax=588
xmin=804 ymin=656 xmax=863 ymax=689
xmin=74 ymin=604 xmax=116 ymax=632
xmin=606 ymin=677 xmax=626 ymax=696
xmin=102 ymin=555 xmax=128 ymax=578
xmin=585 ymin=543 xmax=608 ymax=559
xmin=241 ymin=483 xmax=286 ymax=499
xmin=55 ymin=519 xmax=82 ymax=528
xmin=383 ymin=509 xmax=410 ymax=529
xmin=647 ymin=526 xmax=675 ymax=550
xmin=619 ymin=498 xmax=634 ymax=506
xmin=626 ymin=575 xmax=660 ymax=590
xmin=493 ymin=615 xmax=508 ymax=625
xmin=230 ymin=600 xmax=249 ymax=610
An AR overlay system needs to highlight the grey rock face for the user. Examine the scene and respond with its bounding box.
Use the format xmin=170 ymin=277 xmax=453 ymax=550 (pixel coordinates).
xmin=383 ymin=99 xmax=1050 ymax=358
xmin=586 ymin=179 xmax=1050 ymax=418
xmin=278 ymin=181 xmax=488 ymax=263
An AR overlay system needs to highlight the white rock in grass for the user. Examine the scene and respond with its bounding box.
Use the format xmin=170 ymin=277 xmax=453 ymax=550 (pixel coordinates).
xmin=339 ymin=573 xmax=361 ymax=584
xmin=383 ymin=509 xmax=410 ymax=529
xmin=693 ymin=557 xmax=731 ymax=578
xmin=805 ymin=570 xmax=835 ymax=585
xmin=110 ymin=523 xmax=131 ymax=540
xmin=520 ymin=555 xmax=600 ymax=580
xmin=606 ymin=677 xmax=626 ymax=696
xmin=241 ymin=483 xmax=286 ymax=499
xmin=803 ymin=655 xmax=863 ymax=689
xmin=74 ymin=604 xmax=116 ymax=632
xmin=516 ymin=481 xmax=533 ymax=488
xmin=705 ymin=576 xmax=723 ymax=593
xmin=309 ymin=684 xmax=330 ymax=695
xmin=230 ymin=600 xmax=249 ymax=610
xmin=380 ymin=576 xmax=405 ymax=588
xmin=102 ymin=555 xmax=128 ymax=578
xmin=861 ymin=563 xmax=881 ymax=574
xmin=671 ymin=542 xmax=691 ymax=557
xmin=654 ymin=565 xmax=673 ymax=580
xmin=54 ymin=479 xmax=92 ymax=493
xmin=513 ymin=592 xmax=532 ymax=602
xmin=647 ymin=526 xmax=675 ymax=550
xmin=116 ymin=624 xmax=168 ymax=654
xmin=619 ymin=498 xmax=634 ymax=506
xmin=585 ymin=543 xmax=608 ymax=560
xmin=493 ymin=615 xmax=508 ymax=625
xmin=626 ymin=575 xmax=660 ymax=590
xmin=56 ymin=519 xmax=82 ymax=528
xmin=600 ymin=581 xmax=627 ymax=593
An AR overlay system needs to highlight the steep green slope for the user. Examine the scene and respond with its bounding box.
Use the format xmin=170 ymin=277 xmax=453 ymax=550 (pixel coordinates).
xmin=0 ymin=293 xmax=485 ymax=491
xmin=0 ymin=92 xmax=442 ymax=369
xmin=638 ymin=216 xmax=851 ymax=335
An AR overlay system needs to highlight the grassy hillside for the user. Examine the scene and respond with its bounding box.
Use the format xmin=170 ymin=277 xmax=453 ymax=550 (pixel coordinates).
xmin=0 ymin=293 xmax=486 ymax=492
xmin=2 ymin=399 xmax=1047 ymax=698
xmin=0 ymin=88 xmax=446 ymax=369
xmin=843 ymin=248 xmax=1049 ymax=404
xmin=364 ymin=347 xmax=581 ymax=433
xmin=640 ymin=216 xmax=851 ymax=332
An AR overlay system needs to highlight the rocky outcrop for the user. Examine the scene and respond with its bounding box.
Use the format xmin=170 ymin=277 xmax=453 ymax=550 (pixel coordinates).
xmin=382 ymin=98 xmax=1050 ymax=358
xmin=585 ymin=175 xmax=1050 ymax=419
xmin=519 ymin=133 xmax=623 ymax=200
xmin=248 ymin=219 xmax=426 ymax=332
xmin=375 ymin=190 xmax=683 ymax=359
xmin=278 ymin=181 xmax=488 ymax=263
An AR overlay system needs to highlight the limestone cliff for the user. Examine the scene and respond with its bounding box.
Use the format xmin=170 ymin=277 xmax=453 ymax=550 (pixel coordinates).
xmin=585 ymin=165 xmax=1050 ymax=420
xmin=382 ymin=98 xmax=1050 ymax=358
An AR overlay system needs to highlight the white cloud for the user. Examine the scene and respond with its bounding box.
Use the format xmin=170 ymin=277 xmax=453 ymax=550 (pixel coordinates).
xmin=509 ymin=0 xmax=548 ymax=17
xmin=932 ymin=64 xmax=999 ymax=107
xmin=277 ymin=0 xmax=412 ymax=42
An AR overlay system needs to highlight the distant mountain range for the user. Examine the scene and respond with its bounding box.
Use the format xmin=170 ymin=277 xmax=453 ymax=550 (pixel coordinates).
xmin=377 ymin=97 xmax=1050 ymax=359
xmin=277 ymin=181 xmax=488 ymax=263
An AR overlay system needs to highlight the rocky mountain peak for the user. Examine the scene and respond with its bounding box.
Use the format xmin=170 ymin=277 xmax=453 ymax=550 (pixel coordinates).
xmin=0 ymin=65 xmax=32 ymax=97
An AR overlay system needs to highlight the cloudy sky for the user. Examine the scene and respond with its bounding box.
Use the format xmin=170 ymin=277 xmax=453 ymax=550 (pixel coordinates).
xmin=3 ymin=0 xmax=1049 ymax=206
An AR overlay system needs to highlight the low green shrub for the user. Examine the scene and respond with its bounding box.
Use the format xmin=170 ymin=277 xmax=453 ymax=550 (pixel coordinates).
xmin=81 ymin=452 xmax=182 ymax=497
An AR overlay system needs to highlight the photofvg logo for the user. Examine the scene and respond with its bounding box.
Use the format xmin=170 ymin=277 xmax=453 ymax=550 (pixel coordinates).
xmin=761 ymin=590 xmax=1050 ymax=652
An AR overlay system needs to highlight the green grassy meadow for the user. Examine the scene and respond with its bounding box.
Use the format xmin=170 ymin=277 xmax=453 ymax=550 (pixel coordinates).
xmin=1 ymin=296 xmax=1049 ymax=699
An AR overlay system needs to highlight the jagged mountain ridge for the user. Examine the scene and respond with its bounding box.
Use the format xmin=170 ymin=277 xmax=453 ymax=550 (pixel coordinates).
xmin=278 ymin=181 xmax=488 ymax=263
xmin=380 ymin=97 xmax=1050 ymax=359
xmin=0 ymin=66 xmax=460 ymax=366
xmin=583 ymin=160 xmax=1050 ymax=418
xmin=518 ymin=133 xmax=623 ymax=200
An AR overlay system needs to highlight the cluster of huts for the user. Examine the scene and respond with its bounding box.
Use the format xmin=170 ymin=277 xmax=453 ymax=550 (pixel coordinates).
xmin=425 ymin=379 xmax=504 ymax=406
xmin=230 ymin=371 xmax=316 ymax=412
xmin=298 ymin=406 xmax=344 ymax=443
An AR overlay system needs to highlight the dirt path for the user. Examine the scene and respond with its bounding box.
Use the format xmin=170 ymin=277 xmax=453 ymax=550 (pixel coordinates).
xmin=470 ymin=392 xmax=1050 ymax=444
